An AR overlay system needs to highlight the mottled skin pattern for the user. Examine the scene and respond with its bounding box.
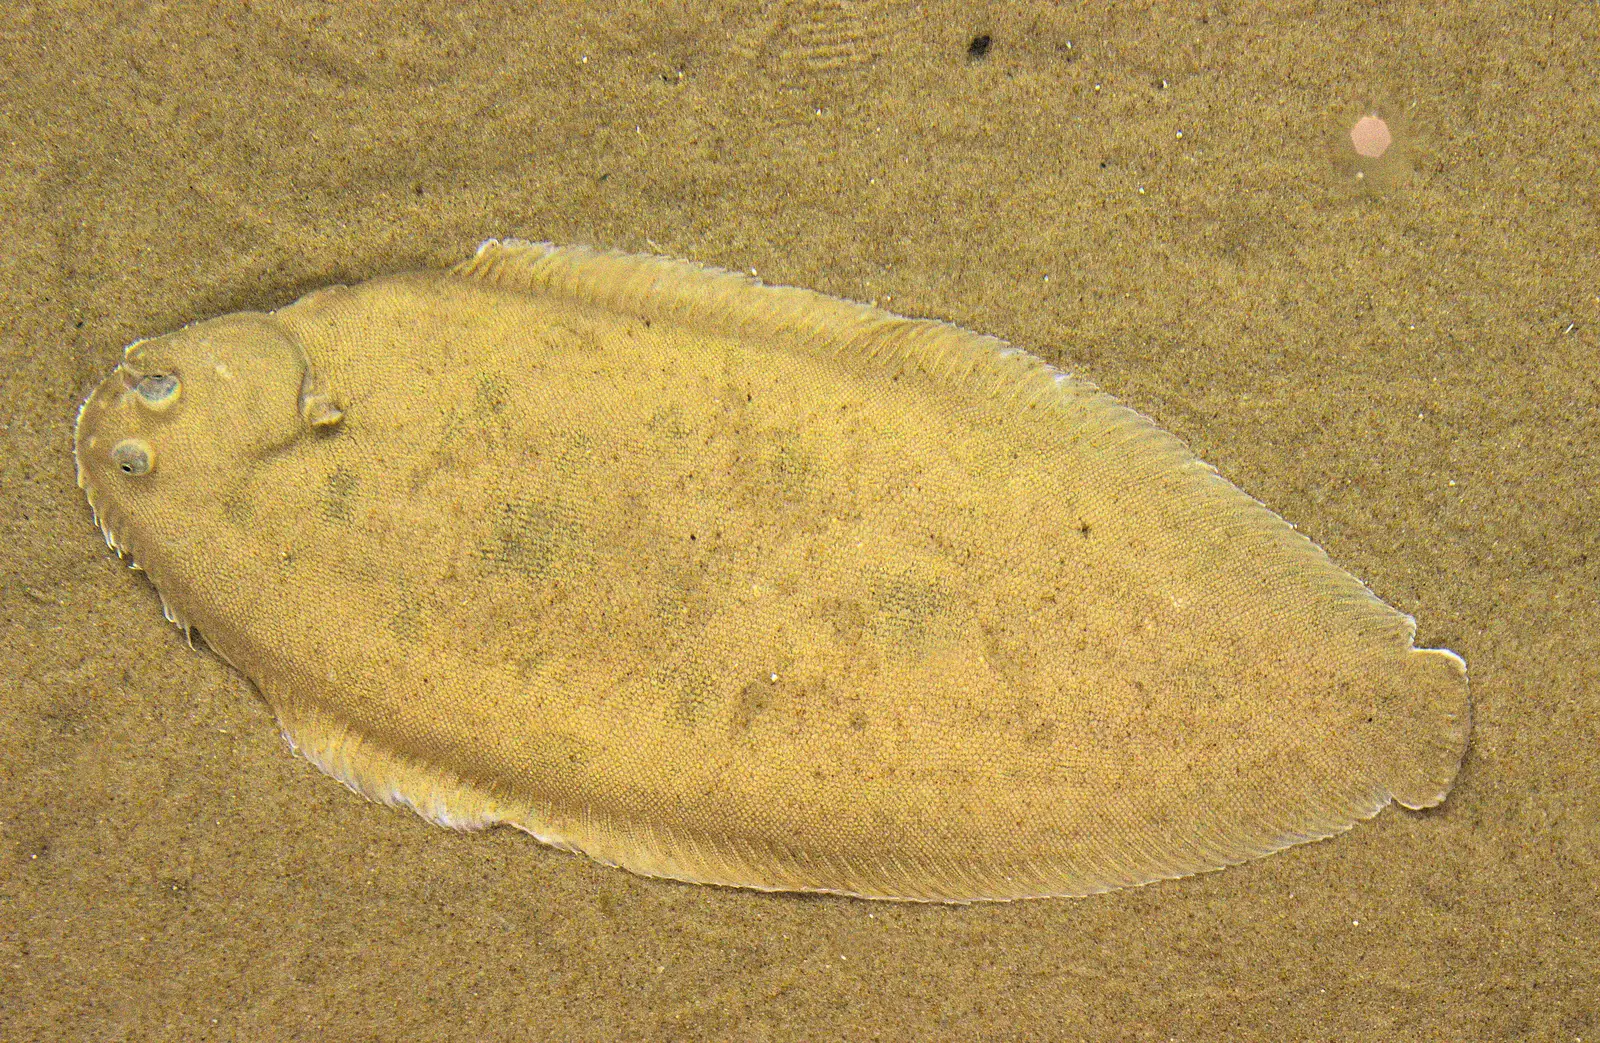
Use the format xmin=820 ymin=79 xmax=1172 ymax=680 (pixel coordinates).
xmin=74 ymin=241 xmax=1470 ymax=901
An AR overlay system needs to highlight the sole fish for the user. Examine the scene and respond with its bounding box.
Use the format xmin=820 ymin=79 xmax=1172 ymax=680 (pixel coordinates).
xmin=74 ymin=240 xmax=1470 ymax=901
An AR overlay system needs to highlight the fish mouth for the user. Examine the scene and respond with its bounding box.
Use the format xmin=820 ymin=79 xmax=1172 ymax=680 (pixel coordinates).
xmin=75 ymin=375 xmax=133 ymax=551
xmin=74 ymin=372 xmax=199 ymax=641
xmin=79 ymin=481 xmax=199 ymax=640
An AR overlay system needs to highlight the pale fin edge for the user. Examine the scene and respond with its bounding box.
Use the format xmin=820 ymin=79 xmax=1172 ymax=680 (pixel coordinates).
xmin=275 ymin=698 xmax=1412 ymax=903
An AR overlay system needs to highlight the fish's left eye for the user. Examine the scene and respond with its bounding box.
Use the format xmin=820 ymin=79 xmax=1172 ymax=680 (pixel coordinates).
xmin=133 ymin=373 xmax=181 ymax=410
xmin=111 ymin=439 xmax=155 ymax=477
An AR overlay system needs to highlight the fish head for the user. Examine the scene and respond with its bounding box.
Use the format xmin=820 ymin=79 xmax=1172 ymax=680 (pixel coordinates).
xmin=74 ymin=311 xmax=343 ymax=564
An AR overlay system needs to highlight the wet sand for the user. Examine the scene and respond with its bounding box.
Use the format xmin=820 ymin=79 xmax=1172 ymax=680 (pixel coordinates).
xmin=2 ymin=2 xmax=1595 ymax=1040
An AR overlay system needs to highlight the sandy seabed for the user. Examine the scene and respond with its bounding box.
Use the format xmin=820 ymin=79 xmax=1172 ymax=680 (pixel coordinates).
xmin=2 ymin=3 xmax=1594 ymax=1040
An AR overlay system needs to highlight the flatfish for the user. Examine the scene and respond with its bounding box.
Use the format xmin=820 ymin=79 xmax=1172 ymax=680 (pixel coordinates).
xmin=73 ymin=240 xmax=1470 ymax=901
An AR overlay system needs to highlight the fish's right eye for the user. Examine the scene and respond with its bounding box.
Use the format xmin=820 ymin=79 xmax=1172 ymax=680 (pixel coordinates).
xmin=111 ymin=439 xmax=155 ymax=477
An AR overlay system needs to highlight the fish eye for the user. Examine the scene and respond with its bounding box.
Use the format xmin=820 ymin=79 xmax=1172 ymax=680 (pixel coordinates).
xmin=111 ymin=439 xmax=155 ymax=477
xmin=133 ymin=373 xmax=181 ymax=410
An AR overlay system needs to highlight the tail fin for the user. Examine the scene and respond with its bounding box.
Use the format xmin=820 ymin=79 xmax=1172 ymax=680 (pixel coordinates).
xmin=1385 ymin=646 xmax=1471 ymax=810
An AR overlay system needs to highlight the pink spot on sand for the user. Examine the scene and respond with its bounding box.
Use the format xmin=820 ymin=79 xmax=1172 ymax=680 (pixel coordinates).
xmin=1350 ymin=115 xmax=1392 ymax=160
